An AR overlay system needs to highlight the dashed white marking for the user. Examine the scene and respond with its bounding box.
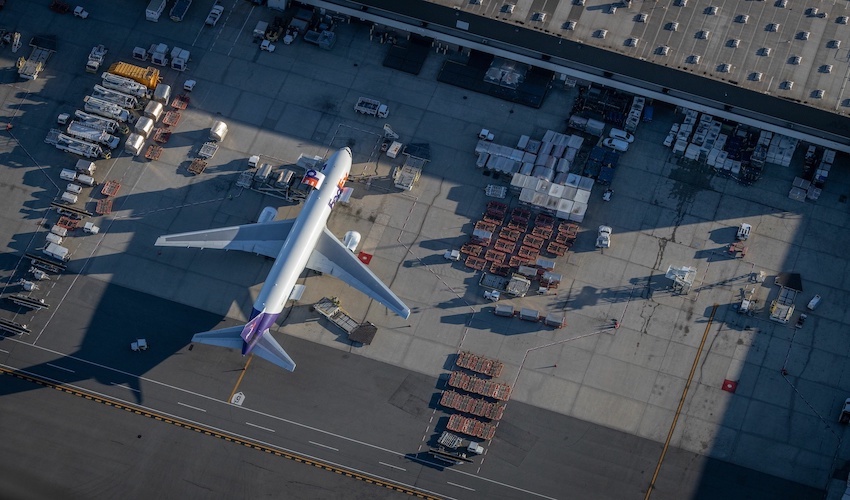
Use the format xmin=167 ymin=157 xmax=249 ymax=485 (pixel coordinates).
xmin=178 ymin=402 xmax=207 ymax=413
xmin=0 ymin=348 xmax=9 ymax=353
xmin=110 ymin=382 xmax=141 ymax=393
xmin=245 ymin=422 xmax=275 ymax=433
xmin=309 ymin=441 xmax=339 ymax=451
xmin=379 ymin=462 xmax=406 ymax=471
xmin=447 ymin=481 xmax=475 ymax=491
xmin=45 ymin=363 xmax=74 ymax=373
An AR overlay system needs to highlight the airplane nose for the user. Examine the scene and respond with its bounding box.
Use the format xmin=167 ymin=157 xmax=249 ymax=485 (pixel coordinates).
xmin=343 ymin=147 xmax=352 ymax=156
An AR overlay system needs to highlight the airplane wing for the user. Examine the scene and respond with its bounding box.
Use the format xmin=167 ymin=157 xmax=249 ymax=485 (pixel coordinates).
xmin=155 ymin=220 xmax=295 ymax=258
xmin=306 ymin=227 xmax=411 ymax=319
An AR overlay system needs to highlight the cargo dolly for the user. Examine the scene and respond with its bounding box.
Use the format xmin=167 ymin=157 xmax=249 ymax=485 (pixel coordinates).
xmin=96 ymin=198 xmax=113 ymax=215
xmin=198 ymin=141 xmax=218 ymax=159
xmin=171 ymin=94 xmax=190 ymax=110
xmin=188 ymin=158 xmax=207 ymax=175
xmin=145 ymin=145 xmax=162 ymax=161
xmin=153 ymin=128 xmax=172 ymax=144
xmin=162 ymin=110 xmax=181 ymax=127
xmin=101 ymin=180 xmax=121 ymax=197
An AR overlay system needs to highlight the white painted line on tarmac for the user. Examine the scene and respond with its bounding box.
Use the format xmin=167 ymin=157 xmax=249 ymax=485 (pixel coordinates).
xmin=379 ymin=462 xmax=406 ymax=471
xmin=245 ymin=422 xmax=275 ymax=433
xmin=309 ymin=441 xmax=339 ymax=451
xmin=45 ymin=363 xmax=74 ymax=373
xmin=0 ymin=348 xmax=9 ymax=353
xmin=178 ymin=402 xmax=207 ymax=413
xmin=110 ymin=382 xmax=141 ymax=393
xmin=447 ymin=481 xmax=475 ymax=491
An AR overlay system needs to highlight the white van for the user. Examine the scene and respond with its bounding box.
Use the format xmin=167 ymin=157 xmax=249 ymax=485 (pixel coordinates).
xmin=807 ymin=294 xmax=821 ymax=310
xmin=46 ymin=233 xmax=64 ymax=245
xmin=608 ymin=128 xmax=635 ymax=143
xmin=60 ymin=169 xmax=77 ymax=182
xmin=61 ymin=192 xmax=78 ymax=204
xmin=602 ymin=137 xmax=629 ymax=152
xmin=66 ymin=183 xmax=82 ymax=194
xmin=51 ymin=225 xmax=68 ymax=237
xmin=737 ymin=223 xmax=751 ymax=241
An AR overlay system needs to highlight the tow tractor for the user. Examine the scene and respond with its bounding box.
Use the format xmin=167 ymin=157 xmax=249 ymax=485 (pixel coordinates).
xmin=840 ymin=398 xmax=850 ymax=424
xmin=130 ymin=338 xmax=148 ymax=352
xmin=602 ymin=188 xmax=613 ymax=202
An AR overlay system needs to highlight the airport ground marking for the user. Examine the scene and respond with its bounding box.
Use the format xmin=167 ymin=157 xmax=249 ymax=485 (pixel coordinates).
xmin=45 ymin=362 xmax=75 ymax=373
xmin=0 ymin=366 xmax=445 ymax=500
xmin=246 ymin=422 xmax=275 ymax=433
xmin=228 ymin=354 xmax=253 ymax=403
xmin=2 ymin=339 xmax=557 ymax=499
xmin=447 ymin=482 xmax=475 ymax=491
xmin=309 ymin=441 xmax=339 ymax=452
xmin=644 ymin=304 xmax=718 ymax=500
xmin=379 ymin=462 xmax=406 ymax=472
xmin=178 ymin=402 xmax=207 ymax=413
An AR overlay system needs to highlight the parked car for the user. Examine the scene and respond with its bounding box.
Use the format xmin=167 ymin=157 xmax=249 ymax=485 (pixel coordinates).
xmin=602 ymin=137 xmax=629 ymax=152
xmin=608 ymin=128 xmax=635 ymax=143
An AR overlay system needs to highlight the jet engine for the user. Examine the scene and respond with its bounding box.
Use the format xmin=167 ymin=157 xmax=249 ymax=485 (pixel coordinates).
xmin=343 ymin=231 xmax=361 ymax=252
xmin=257 ymin=206 xmax=278 ymax=223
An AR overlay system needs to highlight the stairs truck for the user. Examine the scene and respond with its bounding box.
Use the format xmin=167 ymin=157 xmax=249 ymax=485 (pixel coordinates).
xmin=66 ymin=122 xmax=120 ymax=149
xmin=84 ymin=96 xmax=130 ymax=122
xmin=107 ymin=62 xmax=161 ymax=90
xmin=101 ymin=72 xmax=150 ymax=98
xmin=170 ymin=0 xmax=192 ymax=22
xmin=17 ymin=36 xmax=57 ymax=80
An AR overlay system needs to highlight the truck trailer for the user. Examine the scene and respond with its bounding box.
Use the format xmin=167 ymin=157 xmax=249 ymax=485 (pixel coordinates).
xmin=66 ymin=122 xmax=120 ymax=149
xmin=101 ymin=72 xmax=150 ymax=98
xmin=83 ymin=96 xmax=131 ymax=122
xmin=107 ymin=62 xmax=161 ymax=89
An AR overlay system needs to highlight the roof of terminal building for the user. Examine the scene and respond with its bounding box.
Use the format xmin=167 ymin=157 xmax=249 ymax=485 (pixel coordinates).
xmin=331 ymin=0 xmax=850 ymax=148
xmin=428 ymin=0 xmax=850 ymax=114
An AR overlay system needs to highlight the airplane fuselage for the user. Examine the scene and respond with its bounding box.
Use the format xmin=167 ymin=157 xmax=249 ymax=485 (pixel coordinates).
xmin=243 ymin=147 xmax=352 ymax=350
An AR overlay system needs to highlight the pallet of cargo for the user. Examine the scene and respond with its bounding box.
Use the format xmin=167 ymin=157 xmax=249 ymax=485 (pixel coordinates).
xmin=101 ymin=180 xmax=120 ymax=197
xmin=162 ymin=110 xmax=181 ymax=127
xmin=460 ymin=243 xmax=483 ymax=256
xmin=198 ymin=141 xmax=218 ymax=159
xmin=153 ymin=128 xmax=171 ymax=144
xmin=171 ymin=94 xmax=190 ymax=110
xmin=535 ymin=213 xmax=554 ymax=227
xmin=464 ymin=256 xmax=486 ymax=271
xmin=188 ymin=158 xmax=207 ymax=175
xmin=456 ymin=351 xmax=504 ymax=377
xmin=95 ymin=198 xmax=113 ymax=215
xmin=554 ymin=231 xmax=576 ymax=245
xmin=475 ymin=220 xmax=497 ymax=233
xmin=488 ymin=263 xmax=510 ymax=276
xmin=57 ymin=216 xmax=80 ymax=230
xmin=447 ymin=414 xmax=496 ymax=440
xmin=558 ymin=221 xmax=579 ymax=237
xmin=448 ymin=371 xmax=512 ymax=401
xmin=483 ymin=249 xmax=506 ymax=264
xmin=523 ymin=234 xmax=545 ymax=249
xmin=498 ymin=227 xmax=521 ymax=242
xmin=546 ymin=241 xmax=568 ymax=257
xmin=517 ymin=245 xmax=539 ymax=261
xmin=145 ymin=145 xmax=162 ymax=161
xmin=493 ymin=238 xmax=516 ymax=254
xmin=508 ymin=255 xmax=528 ymax=267
xmin=532 ymin=225 xmax=553 ymax=239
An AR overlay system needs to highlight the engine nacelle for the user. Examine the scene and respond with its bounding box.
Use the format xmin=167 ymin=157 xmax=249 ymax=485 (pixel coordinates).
xmin=257 ymin=206 xmax=278 ymax=223
xmin=343 ymin=231 xmax=361 ymax=252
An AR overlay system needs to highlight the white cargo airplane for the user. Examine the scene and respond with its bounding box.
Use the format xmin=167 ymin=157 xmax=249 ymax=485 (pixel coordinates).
xmin=155 ymin=147 xmax=410 ymax=371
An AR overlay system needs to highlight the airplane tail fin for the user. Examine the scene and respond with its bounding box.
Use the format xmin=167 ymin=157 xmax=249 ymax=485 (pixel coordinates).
xmin=192 ymin=326 xmax=297 ymax=372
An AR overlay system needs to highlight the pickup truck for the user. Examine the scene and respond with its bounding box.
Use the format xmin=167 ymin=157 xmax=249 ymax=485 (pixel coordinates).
xmin=205 ymin=3 xmax=224 ymax=26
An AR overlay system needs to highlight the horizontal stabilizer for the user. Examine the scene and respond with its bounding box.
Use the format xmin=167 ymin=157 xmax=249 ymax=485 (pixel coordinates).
xmin=254 ymin=330 xmax=297 ymax=372
xmin=192 ymin=327 xmax=244 ymax=350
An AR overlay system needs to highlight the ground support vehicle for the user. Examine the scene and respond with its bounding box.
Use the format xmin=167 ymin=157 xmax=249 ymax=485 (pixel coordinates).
xmin=840 ymin=399 xmax=850 ymax=424
xmin=354 ymin=97 xmax=388 ymax=117
xmin=198 ymin=142 xmax=218 ymax=159
xmin=107 ymin=62 xmax=161 ymax=89
xmin=169 ymin=0 xmax=192 ymax=22
xmin=83 ymin=96 xmax=130 ymax=122
xmin=66 ymin=122 xmax=119 ymax=149
xmin=313 ymin=297 xmax=379 ymax=345
xmin=46 ymin=129 xmax=107 ymax=159
xmin=101 ymin=72 xmax=149 ymax=98
xmin=92 ymin=84 xmax=139 ymax=110
xmin=205 ymin=3 xmax=224 ymax=26
xmin=72 ymin=110 xmax=121 ymax=134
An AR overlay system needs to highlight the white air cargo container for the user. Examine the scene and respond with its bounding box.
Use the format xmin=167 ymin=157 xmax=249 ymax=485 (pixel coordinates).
xmin=135 ymin=117 xmax=155 ymax=138
xmin=144 ymin=101 xmax=164 ymax=122
xmin=77 ymin=174 xmax=96 ymax=187
xmin=46 ymin=233 xmax=64 ymax=245
xmin=75 ymin=159 xmax=96 ymax=175
xmin=153 ymin=83 xmax=171 ymax=104
xmin=43 ymin=243 xmax=70 ymax=261
xmin=60 ymin=169 xmax=77 ymax=182
xmin=210 ymin=120 xmax=228 ymax=141
xmin=61 ymin=192 xmax=78 ymax=204
xmin=66 ymin=183 xmax=82 ymax=194
xmin=50 ymin=225 xmax=68 ymax=237
xmin=125 ymin=133 xmax=145 ymax=156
